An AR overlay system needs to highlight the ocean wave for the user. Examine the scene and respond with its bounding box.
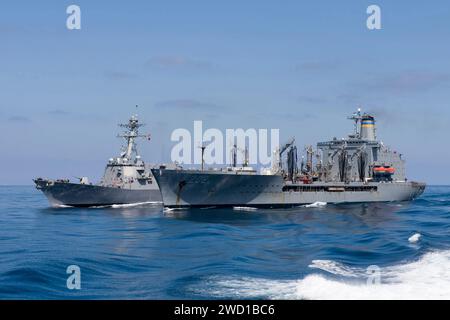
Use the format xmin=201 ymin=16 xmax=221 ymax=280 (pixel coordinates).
xmin=308 ymin=260 xmax=362 ymax=278
xmin=88 ymin=201 xmax=162 ymax=209
xmin=304 ymin=201 xmax=327 ymax=208
xmin=163 ymin=207 xmax=186 ymax=213
xmin=200 ymin=250 xmax=450 ymax=300
xmin=233 ymin=206 xmax=258 ymax=212
xmin=52 ymin=201 xmax=162 ymax=209
xmin=53 ymin=204 xmax=74 ymax=208
xmin=110 ymin=201 xmax=161 ymax=208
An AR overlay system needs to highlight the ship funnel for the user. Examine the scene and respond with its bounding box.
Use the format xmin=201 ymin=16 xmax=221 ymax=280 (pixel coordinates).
xmin=360 ymin=114 xmax=376 ymax=140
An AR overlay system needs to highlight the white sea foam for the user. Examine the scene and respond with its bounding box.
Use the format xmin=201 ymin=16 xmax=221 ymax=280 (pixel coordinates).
xmin=53 ymin=204 xmax=74 ymax=208
xmin=233 ymin=206 xmax=258 ymax=212
xmin=200 ymin=250 xmax=450 ymax=300
xmin=163 ymin=207 xmax=186 ymax=213
xmin=304 ymin=201 xmax=327 ymax=208
xmin=308 ymin=260 xmax=361 ymax=278
xmin=87 ymin=201 xmax=162 ymax=209
xmin=110 ymin=201 xmax=161 ymax=208
xmin=408 ymin=233 xmax=421 ymax=243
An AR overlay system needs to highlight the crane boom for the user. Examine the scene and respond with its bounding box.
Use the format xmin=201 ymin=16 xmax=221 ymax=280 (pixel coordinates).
xmin=279 ymin=137 xmax=295 ymax=156
xmin=278 ymin=137 xmax=296 ymax=170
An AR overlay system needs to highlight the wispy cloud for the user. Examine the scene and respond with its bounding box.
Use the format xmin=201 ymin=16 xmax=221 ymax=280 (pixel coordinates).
xmin=336 ymin=94 xmax=362 ymax=105
xmin=146 ymin=56 xmax=213 ymax=71
xmin=104 ymin=71 xmax=138 ymax=80
xmin=255 ymin=111 xmax=317 ymax=122
xmin=47 ymin=109 xmax=71 ymax=116
xmin=294 ymin=60 xmax=340 ymax=73
xmin=298 ymin=95 xmax=328 ymax=105
xmin=361 ymin=71 xmax=450 ymax=94
xmin=46 ymin=110 xmax=106 ymax=122
xmin=9 ymin=115 xmax=31 ymax=123
xmin=154 ymin=99 xmax=223 ymax=111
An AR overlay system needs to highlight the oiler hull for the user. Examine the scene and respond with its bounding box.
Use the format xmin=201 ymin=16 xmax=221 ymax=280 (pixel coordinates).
xmin=34 ymin=179 xmax=161 ymax=207
xmin=151 ymin=169 xmax=426 ymax=208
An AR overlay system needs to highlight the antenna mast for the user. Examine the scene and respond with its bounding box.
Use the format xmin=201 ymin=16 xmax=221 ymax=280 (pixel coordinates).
xmin=117 ymin=106 xmax=148 ymax=161
xmin=348 ymin=107 xmax=362 ymax=138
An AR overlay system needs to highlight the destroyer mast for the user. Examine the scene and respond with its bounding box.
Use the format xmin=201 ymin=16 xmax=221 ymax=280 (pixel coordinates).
xmin=116 ymin=107 xmax=150 ymax=163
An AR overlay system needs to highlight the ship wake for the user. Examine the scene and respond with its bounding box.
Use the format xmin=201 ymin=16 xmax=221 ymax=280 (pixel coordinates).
xmin=196 ymin=250 xmax=450 ymax=300
xmin=110 ymin=201 xmax=162 ymax=208
xmin=303 ymin=201 xmax=327 ymax=208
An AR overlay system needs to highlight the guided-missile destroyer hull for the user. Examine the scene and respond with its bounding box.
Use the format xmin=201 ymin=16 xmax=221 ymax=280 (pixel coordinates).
xmin=153 ymin=109 xmax=426 ymax=208
xmin=34 ymin=113 xmax=162 ymax=207
xmin=152 ymin=169 xmax=425 ymax=208
xmin=34 ymin=178 xmax=161 ymax=207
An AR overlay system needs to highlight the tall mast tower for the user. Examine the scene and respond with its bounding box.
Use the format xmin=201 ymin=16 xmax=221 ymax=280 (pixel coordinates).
xmin=117 ymin=107 xmax=148 ymax=161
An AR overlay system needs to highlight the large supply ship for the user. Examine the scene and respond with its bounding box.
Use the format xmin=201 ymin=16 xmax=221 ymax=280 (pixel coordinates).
xmin=152 ymin=109 xmax=426 ymax=208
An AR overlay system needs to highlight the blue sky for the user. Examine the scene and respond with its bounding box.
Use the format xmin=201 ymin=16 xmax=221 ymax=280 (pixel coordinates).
xmin=1 ymin=0 xmax=450 ymax=184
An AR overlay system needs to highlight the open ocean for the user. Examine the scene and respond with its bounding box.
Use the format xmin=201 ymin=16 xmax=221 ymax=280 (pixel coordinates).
xmin=0 ymin=185 xmax=449 ymax=299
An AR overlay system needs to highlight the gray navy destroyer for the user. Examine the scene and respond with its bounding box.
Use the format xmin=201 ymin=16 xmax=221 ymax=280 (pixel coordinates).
xmin=34 ymin=114 xmax=161 ymax=207
xmin=152 ymin=109 xmax=426 ymax=208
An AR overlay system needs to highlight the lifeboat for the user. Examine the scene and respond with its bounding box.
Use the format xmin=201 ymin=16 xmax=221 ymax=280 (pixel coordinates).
xmin=373 ymin=166 xmax=395 ymax=174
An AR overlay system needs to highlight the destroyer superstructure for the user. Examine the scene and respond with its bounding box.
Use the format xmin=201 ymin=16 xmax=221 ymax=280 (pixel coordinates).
xmin=34 ymin=113 xmax=161 ymax=207
xmin=152 ymin=109 xmax=425 ymax=208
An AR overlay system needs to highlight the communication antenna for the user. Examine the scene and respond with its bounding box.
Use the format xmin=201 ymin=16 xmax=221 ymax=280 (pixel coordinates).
xmin=348 ymin=107 xmax=363 ymax=137
xmin=117 ymin=108 xmax=147 ymax=161
xmin=235 ymin=144 xmax=250 ymax=167
xmin=243 ymin=146 xmax=249 ymax=167
xmin=305 ymin=145 xmax=314 ymax=174
xmin=229 ymin=143 xmax=238 ymax=167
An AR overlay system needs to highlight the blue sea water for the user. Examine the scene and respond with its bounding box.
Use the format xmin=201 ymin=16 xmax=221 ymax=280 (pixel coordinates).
xmin=0 ymin=185 xmax=449 ymax=299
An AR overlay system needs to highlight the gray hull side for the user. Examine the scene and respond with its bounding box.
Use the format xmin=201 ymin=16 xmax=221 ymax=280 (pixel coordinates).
xmin=37 ymin=182 xmax=161 ymax=207
xmin=152 ymin=169 xmax=426 ymax=208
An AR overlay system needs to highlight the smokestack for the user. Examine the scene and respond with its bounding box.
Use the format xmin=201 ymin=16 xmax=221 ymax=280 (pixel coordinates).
xmin=360 ymin=114 xmax=376 ymax=140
